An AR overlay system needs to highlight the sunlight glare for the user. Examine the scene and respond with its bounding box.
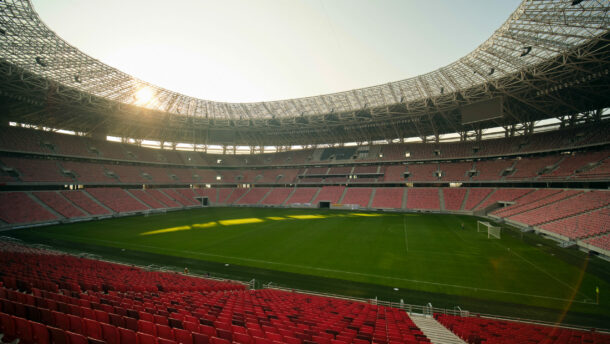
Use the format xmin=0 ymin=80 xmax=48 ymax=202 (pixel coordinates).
xmin=134 ymin=87 xmax=155 ymax=105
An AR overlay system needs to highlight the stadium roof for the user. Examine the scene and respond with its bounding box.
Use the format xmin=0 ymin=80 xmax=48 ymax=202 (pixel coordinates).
xmin=0 ymin=0 xmax=609 ymax=146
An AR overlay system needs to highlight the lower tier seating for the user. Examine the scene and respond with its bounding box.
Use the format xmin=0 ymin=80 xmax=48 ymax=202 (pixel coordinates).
xmin=33 ymin=191 xmax=87 ymax=219
xmin=406 ymin=188 xmax=440 ymax=210
xmin=2 ymin=187 xmax=609 ymax=254
xmin=371 ymin=188 xmax=404 ymax=209
xmin=86 ymin=188 xmax=150 ymax=213
xmin=341 ymin=188 xmax=373 ymax=208
xmin=443 ymin=188 xmax=467 ymax=211
xmin=260 ymin=188 xmax=292 ymax=205
xmin=584 ymin=234 xmax=610 ymax=251
xmin=0 ymin=192 xmax=58 ymax=224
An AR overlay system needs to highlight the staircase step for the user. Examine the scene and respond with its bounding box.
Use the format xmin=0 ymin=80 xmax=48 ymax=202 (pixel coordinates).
xmin=410 ymin=314 xmax=466 ymax=344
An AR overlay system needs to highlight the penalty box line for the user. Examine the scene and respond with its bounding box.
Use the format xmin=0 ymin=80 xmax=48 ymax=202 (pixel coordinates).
xmin=36 ymin=232 xmax=597 ymax=305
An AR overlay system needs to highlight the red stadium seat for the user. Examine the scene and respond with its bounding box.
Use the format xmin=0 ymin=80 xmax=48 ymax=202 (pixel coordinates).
xmin=0 ymin=312 xmax=17 ymax=343
xmin=84 ymin=318 xmax=103 ymax=340
xmin=67 ymin=314 xmax=84 ymax=333
xmin=48 ymin=326 xmax=68 ymax=344
xmin=137 ymin=331 xmax=157 ymax=344
xmin=192 ymin=332 xmax=210 ymax=344
xmin=31 ymin=320 xmax=51 ymax=344
xmin=210 ymin=337 xmax=231 ymax=344
xmin=174 ymin=328 xmax=194 ymax=344
xmin=13 ymin=316 xmax=34 ymax=343
xmin=157 ymin=324 xmax=175 ymax=340
xmin=66 ymin=331 xmax=88 ymax=344
xmin=118 ymin=327 xmax=137 ymax=344
xmin=100 ymin=322 xmax=119 ymax=344
xmin=138 ymin=319 xmax=156 ymax=336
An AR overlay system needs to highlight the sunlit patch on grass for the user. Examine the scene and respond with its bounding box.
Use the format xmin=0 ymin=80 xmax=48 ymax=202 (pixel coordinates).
xmin=266 ymin=217 xmax=287 ymax=220
xmin=351 ymin=213 xmax=384 ymax=217
xmin=140 ymin=225 xmax=191 ymax=236
xmin=219 ymin=218 xmax=264 ymax=226
xmin=288 ymin=214 xmax=328 ymax=220
xmin=192 ymin=221 xmax=217 ymax=228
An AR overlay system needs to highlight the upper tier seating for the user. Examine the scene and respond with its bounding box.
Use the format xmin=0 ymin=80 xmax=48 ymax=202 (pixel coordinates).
xmin=508 ymin=156 xmax=562 ymax=180
xmin=382 ymin=165 xmax=407 ymax=182
xmin=86 ymin=188 xmax=150 ymax=213
xmin=0 ymin=192 xmax=57 ymax=224
xmin=406 ymin=164 xmax=439 ymax=182
xmin=1 ymin=157 xmax=73 ymax=183
xmin=435 ymin=313 xmax=610 ymax=344
xmin=109 ymin=165 xmax=148 ymax=184
xmin=140 ymin=166 xmax=176 ymax=184
xmin=33 ymin=191 xmax=87 ymax=219
xmin=406 ymin=188 xmax=440 ymax=210
xmin=61 ymin=161 xmax=117 ymax=184
xmin=353 ymin=165 xmax=379 ymax=174
xmin=439 ymin=162 xmax=473 ymax=181
xmin=539 ymin=151 xmax=608 ymax=180
xmin=170 ymin=168 xmax=200 ymax=183
xmin=1 ymin=123 xmax=609 ymax=167
xmin=472 ymin=160 xmax=513 ymax=181
xmin=0 ymin=151 xmax=608 ymax=186
xmin=340 ymin=188 xmax=373 ymax=207
xmin=574 ymin=157 xmax=610 ymax=180
xmin=305 ymin=167 xmax=329 ymax=175
xmin=0 ymin=126 xmax=50 ymax=154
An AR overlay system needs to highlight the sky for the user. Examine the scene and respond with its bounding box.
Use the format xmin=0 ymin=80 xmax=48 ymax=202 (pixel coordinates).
xmin=31 ymin=0 xmax=521 ymax=103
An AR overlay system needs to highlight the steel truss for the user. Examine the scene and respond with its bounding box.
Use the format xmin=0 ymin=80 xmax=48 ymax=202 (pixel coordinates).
xmin=0 ymin=0 xmax=609 ymax=146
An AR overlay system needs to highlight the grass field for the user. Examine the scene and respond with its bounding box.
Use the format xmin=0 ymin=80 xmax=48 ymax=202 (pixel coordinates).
xmin=6 ymin=207 xmax=610 ymax=328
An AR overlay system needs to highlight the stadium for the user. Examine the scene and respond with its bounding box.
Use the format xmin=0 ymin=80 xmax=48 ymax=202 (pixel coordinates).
xmin=0 ymin=0 xmax=609 ymax=343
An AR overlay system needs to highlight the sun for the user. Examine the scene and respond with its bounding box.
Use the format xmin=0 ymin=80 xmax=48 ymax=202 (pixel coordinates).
xmin=134 ymin=86 xmax=155 ymax=105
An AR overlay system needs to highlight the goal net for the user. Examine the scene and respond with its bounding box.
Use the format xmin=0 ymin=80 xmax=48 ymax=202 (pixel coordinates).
xmin=477 ymin=220 xmax=501 ymax=239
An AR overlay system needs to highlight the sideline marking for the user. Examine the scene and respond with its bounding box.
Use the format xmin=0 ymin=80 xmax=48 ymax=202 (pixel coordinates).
xmin=30 ymin=231 xmax=596 ymax=305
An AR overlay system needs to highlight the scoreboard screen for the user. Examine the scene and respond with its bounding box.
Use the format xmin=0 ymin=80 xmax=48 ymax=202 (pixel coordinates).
xmin=461 ymin=97 xmax=504 ymax=125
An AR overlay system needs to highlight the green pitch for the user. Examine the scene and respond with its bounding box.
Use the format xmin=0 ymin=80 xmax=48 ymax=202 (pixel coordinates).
xmin=8 ymin=207 xmax=610 ymax=327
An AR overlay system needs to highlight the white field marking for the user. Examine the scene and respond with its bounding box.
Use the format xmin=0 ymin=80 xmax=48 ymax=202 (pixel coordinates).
xmin=402 ymin=215 xmax=409 ymax=252
xmin=33 ymin=231 xmax=596 ymax=305
xmin=492 ymin=241 xmax=592 ymax=300
xmin=407 ymin=249 xmax=484 ymax=259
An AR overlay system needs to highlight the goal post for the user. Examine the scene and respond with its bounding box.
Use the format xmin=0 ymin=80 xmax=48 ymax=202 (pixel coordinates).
xmin=477 ymin=220 xmax=501 ymax=239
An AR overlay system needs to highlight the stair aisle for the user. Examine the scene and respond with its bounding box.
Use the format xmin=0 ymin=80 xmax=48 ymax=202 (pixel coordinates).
xmin=410 ymin=314 xmax=467 ymax=344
